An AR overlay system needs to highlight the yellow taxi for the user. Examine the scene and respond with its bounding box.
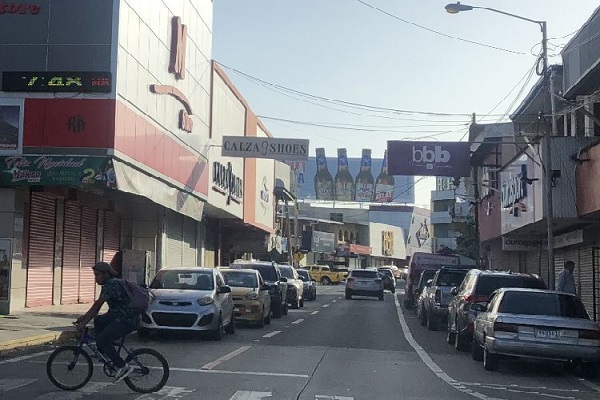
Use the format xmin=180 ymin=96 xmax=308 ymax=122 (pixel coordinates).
xmin=220 ymin=268 xmax=271 ymax=328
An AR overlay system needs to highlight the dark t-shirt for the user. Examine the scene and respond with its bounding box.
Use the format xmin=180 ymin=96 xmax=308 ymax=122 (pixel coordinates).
xmin=100 ymin=278 xmax=140 ymax=329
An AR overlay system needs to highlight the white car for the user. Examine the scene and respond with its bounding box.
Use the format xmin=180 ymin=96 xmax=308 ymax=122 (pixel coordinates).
xmin=139 ymin=268 xmax=235 ymax=340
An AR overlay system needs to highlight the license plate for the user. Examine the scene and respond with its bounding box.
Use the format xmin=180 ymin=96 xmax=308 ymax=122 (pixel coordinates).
xmin=535 ymin=328 xmax=560 ymax=339
xmin=234 ymin=308 xmax=241 ymax=312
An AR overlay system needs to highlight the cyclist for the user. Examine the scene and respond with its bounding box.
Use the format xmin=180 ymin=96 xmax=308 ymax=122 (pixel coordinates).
xmin=75 ymin=262 xmax=140 ymax=382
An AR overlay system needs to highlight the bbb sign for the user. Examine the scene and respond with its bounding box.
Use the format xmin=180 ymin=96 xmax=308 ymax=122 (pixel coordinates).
xmin=387 ymin=141 xmax=470 ymax=177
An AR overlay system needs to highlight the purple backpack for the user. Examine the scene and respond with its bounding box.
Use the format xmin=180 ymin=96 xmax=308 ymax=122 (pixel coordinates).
xmin=117 ymin=279 xmax=152 ymax=313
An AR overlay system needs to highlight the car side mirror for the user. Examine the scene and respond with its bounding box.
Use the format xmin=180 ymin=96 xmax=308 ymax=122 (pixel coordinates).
xmin=219 ymin=285 xmax=232 ymax=294
xmin=472 ymin=303 xmax=487 ymax=312
xmin=280 ymin=277 xmax=288 ymax=283
xmin=451 ymin=287 xmax=458 ymax=296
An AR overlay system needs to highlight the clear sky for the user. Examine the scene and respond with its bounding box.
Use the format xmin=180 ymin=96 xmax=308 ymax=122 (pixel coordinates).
xmin=212 ymin=0 xmax=599 ymax=208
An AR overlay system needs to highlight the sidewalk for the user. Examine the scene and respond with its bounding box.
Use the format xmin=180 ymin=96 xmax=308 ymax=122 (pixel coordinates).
xmin=0 ymin=303 xmax=105 ymax=355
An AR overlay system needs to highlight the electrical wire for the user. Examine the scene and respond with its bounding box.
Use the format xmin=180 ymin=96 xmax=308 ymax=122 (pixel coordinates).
xmin=354 ymin=0 xmax=528 ymax=56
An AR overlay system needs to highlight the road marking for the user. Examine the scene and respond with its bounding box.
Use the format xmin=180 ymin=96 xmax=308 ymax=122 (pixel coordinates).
xmin=292 ymin=318 xmax=304 ymax=324
xmin=262 ymin=330 xmax=281 ymax=338
xmin=229 ymin=391 xmax=272 ymax=400
xmin=332 ymin=300 xmax=337 ymax=303
xmin=315 ymin=396 xmax=354 ymax=400
xmin=321 ymin=304 xmax=329 ymax=308
xmin=0 ymin=350 xmax=52 ymax=365
xmin=135 ymin=386 xmax=195 ymax=399
xmin=578 ymin=378 xmax=600 ymax=393
xmin=202 ymin=346 xmax=251 ymax=370
xmin=311 ymin=311 xmax=319 ymax=315
xmin=394 ymin=295 xmax=502 ymax=400
xmin=170 ymin=367 xmax=309 ymax=378
xmin=0 ymin=378 xmax=37 ymax=392
xmin=35 ymin=381 xmax=109 ymax=399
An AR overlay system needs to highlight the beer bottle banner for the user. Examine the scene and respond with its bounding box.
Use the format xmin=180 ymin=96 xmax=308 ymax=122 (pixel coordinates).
xmin=354 ymin=149 xmax=375 ymax=202
xmin=314 ymin=148 xmax=334 ymax=200
xmin=335 ymin=148 xmax=354 ymax=201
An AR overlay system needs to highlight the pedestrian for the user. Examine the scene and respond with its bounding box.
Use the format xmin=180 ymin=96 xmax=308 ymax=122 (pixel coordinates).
xmin=75 ymin=262 xmax=140 ymax=382
xmin=556 ymin=260 xmax=577 ymax=295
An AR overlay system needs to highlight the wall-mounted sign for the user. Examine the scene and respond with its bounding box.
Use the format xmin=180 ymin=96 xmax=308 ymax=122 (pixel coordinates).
xmin=2 ymin=71 xmax=111 ymax=93
xmin=387 ymin=141 xmax=471 ymax=177
xmin=212 ymin=161 xmax=242 ymax=205
xmin=259 ymin=176 xmax=270 ymax=215
xmin=555 ymin=229 xmax=584 ymax=249
xmin=0 ymin=2 xmax=41 ymax=15
xmin=222 ymin=136 xmax=309 ymax=161
xmin=0 ymin=102 xmax=21 ymax=154
xmin=382 ymin=230 xmax=394 ymax=256
xmin=301 ymin=230 xmax=336 ymax=254
xmin=0 ymin=155 xmax=115 ymax=188
xmin=502 ymin=235 xmax=545 ymax=251
xmin=501 ymin=164 xmax=528 ymax=216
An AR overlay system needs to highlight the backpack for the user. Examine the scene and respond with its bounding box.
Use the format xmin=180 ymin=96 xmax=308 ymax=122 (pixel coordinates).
xmin=117 ymin=279 xmax=152 ymax=313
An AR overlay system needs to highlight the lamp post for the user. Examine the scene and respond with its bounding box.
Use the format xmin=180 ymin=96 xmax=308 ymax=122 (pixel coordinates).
xmin=446 ymin=2 xmax=558 ymax=288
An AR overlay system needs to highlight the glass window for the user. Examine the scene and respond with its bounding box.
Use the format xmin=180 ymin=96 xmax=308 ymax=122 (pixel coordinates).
xmin=498 ymin=292 xmax=559 ymax=316
xmin=297 ymin=270 xmax=310 ymax=281
xmin=438 ymin=270 xmax=468 ymax=287
xmin=151 ymin=270 xmax=214 ymax=291
xmin=475 ymin=276 xmax=546 ymax=296
xmin=232 ymin=264 xmax=278 ymax=282
xmin=559 ymin=294 xmax=590 ymax=319
xmin=351 ymin=270 xmax=378 ymax=278
xmin=278 ymin=266 xmax=295 ymax=279
xmin=222 ymin=271 xmax=258 ymax=288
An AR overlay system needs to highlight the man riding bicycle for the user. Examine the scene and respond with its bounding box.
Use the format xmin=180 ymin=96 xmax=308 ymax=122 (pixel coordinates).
xmin=75 ymin=262 xmax=140 ymax=382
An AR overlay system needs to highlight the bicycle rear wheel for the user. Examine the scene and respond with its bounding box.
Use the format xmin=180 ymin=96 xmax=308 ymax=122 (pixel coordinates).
xmin=46 ymin=345 xmax=93 ymax=391
xmin=124 ymin=348 xmax=169 ymax=393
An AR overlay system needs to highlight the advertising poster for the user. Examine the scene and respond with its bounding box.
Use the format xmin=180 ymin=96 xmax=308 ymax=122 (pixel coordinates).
xmin=0 ymin=104 xmax=21 ymax=153
xmin=289 ymin=148 xmax=414 ymax=203
xmin=387 ymin=141 xmax=471 ymax=177
xmin=0 ymin=239 xmax=11 ymax=301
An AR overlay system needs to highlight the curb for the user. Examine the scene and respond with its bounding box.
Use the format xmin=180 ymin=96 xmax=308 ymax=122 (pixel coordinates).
xmin=0 ymin=330 xmax=79 ymax=355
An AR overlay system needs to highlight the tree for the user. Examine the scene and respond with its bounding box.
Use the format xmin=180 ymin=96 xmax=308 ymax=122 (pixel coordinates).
xmin=455 ymin=216 xmax=479 ymax=261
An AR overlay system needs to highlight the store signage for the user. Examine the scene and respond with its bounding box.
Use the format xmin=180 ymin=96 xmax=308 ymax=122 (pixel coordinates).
xmin=2 ymin=72 xmax=111 ymax=93
xmin=222 ymin=136 xmax=309 ymax=161
xmin=502 ymin=235 xmax=545 ymax=251
xmin=501 ymin=164 xmax=529 ymax=216
xmin=301 ymin=230 xmax=336 ymax=254
xmin=382 ymin=230 xmax=394 ymax=256
xmin=387 ymin=141 xmax=471 ymax=177
xmin=0 ymin=155 xmax=114 ymax=188
xmin=212 ymin=161 xmax=242 ymax=205
xmin=67 ymin=115 xmax=86 ymax=133
xmin=0 ymin=2 xmax=41 ymax=15
xmin=555 ymin=230 xmax=584 ymax=249
xmin=0 ymin=103 xmax=21 ymax=152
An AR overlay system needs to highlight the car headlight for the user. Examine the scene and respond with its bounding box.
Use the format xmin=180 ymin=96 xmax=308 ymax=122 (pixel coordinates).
xmin=246 ymin=292 xmax=259 ymax=300
xmin=197 ymin=296 xmax=214 ymax=306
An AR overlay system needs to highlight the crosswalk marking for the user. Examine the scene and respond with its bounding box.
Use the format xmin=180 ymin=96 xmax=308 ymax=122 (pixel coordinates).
xmin=292 ymin=318 xmax=304 ymax=324
xmin=229 ymin=391 xmax=272 ymax=400
xmin=135 ymin=386 xmax=195 ymax=399
xmin=80 ymin=381 xmax=112 ymax=394
xmin=262 ymin=330 xmax=281 ymax=338
xmin=0 ymin=378 xmax=37 ymax=392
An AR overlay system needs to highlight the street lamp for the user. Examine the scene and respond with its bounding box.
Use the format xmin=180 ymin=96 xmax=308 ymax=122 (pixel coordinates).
xmin=445 ymin=3 xmax=559 ymax=289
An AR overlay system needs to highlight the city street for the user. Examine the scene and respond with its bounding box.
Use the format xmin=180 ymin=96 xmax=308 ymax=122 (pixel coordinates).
xmin=0 ymin=283 xmax=599 ymax=399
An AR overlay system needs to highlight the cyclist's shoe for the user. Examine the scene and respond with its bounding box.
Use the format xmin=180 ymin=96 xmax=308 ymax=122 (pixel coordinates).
xmin=114 ymin=364 xmax=135 ymax=382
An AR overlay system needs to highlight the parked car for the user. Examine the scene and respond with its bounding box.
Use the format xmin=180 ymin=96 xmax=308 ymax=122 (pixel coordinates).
xmin=302 ymin=265 xmax=347 ymax=285
xmin=139 ymin=268 xmax=235 ymax=340
xmin=472 ymin=288 xmax=600 ymax=376
xmin=345 ymin=268 xmax=384 ymax=300
xmin=297 ymin=269 xmax=317 ymax=301
xmin=278 ymin=265 xmax=304 ymax=309
xmin=377 ymin=268 xmax=396 ymax=294
xmin=419 ymin=267 xmax=470 ymax=330
xmin=229 ymin=260 xmax=288 ymax=318
xmin=413 ymin=269 xmax=437 ymax=315
xmin=379 ymin=265 xmax=400 ymax=280
xmin=404 ymin=252 xmax=459 ymax=309
xmin=447 ymin=269 xmax=546 ymax=351
xmin=398 ymin=266 xmax=408 ymax=280
xmin=220 ymin=268 xmax=271 ymax=328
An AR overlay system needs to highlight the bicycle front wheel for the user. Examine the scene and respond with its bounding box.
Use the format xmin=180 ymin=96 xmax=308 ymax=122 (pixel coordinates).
xmin=124 ymin=348 xmax=169 ymax=393
xmin=46 ymin=345 xmax=93 ymax=391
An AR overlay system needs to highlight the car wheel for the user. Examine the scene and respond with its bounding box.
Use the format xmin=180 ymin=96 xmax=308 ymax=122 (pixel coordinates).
xmin=211 ymin=316 xmax=224 ymax=341
xmin=300 ymin=298 xmax=304 ymax=307
xmin=345 ymin=290 xmax=352 ymax=300
xmin=426 ymin=310 xmax=436 ymax=331
xmin=137 ymin=327 xmax=151 ymax=340
xmin=419 ymin=308 xmax=427 ymax=326
xmin=447 ymin=329 xmax=456 ymax=345
xmin=483 ymin=342 xmax=499 ymax=371
xmin=471 ymin=339 xmax=484 ymax=362
xmin=282 ymin=302 xmax=288 ymax=315
xmin=225 ymin=311 xmax=236 ymax=334
xmin=454 ymin=330 xmax=469 ymax=352
xmin=272 ymin=302 xmax=282 ymax=318
xmin=321 ymin=277 xmax=332 ymax=285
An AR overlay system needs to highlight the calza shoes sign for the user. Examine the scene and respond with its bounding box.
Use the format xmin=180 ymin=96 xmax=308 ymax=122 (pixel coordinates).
xmin=387 ymin=141 xmax=470 ymax=177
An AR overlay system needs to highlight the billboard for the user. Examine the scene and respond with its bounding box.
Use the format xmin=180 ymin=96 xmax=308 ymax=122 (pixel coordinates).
xmin=387 ymin=141 xmax=471 ymax=177
xmin=289 ymin=148 xmax=414 ymax=204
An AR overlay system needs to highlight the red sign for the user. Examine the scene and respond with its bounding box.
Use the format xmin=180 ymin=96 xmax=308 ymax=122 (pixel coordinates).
xmin=0 ymin=2 xmax=41 ymax=15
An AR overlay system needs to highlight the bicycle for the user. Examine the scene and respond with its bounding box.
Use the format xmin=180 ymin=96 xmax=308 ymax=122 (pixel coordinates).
xmin=46 ymin=323 xmax=169 ymax=393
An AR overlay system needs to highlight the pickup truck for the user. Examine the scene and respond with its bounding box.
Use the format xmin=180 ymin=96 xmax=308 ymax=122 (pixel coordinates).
xmin=417 ymin=267 xmax=470 ymax=330
xmin=302 ymin=265 xmax=347 ymax=285
xmin=404 ymin=252 xmax=460 ymax=309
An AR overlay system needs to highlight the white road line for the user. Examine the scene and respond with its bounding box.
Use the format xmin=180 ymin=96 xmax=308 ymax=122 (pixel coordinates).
xmin=315 ymin=396 xmax=354 ymax=400
xmin=292 ymin=318 xmax=304 ymax=325
xmin=262 ymin=330 xmax=281 ymax=338
xmin=202 ymin=346 xmax=251 ymax=370
xmin=35 ymin=382 xmax=109 ymax=399
xmin=311 ymin=311 xmax=319 ymax=315
xmin=229 ymin=391 xmax=272 ymax=400
xmin=394 ymin=295 xmax=503 ymax=400
xmin=332 ymin=300 xmax=337 ymax=303
xmin=170 ymin=367 xmax=309 ymax=378
xmin=135 ymin=386 xmax=195 ymax=399
xmin=0 ymin=350 xmax=52 ymax=365
xmin=578 ymin=378 xmax=600 ymax=394
xmin=0 ymin=378 xmax=37 ymax=392
xmin=321 ymin=304 xmax=330 ymax=308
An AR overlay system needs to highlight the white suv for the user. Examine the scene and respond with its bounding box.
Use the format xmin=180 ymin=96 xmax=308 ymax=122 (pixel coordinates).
xmin=345 ymin=269 xmax=384 ymax=301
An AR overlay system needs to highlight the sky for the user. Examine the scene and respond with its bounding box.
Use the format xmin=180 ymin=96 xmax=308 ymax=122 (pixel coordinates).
xmin=211 ymin=0 xmax=600 ymax=208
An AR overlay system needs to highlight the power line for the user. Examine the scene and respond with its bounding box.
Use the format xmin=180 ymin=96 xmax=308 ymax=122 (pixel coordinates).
xmin=354 ymin=0 xmax=528 ymax=56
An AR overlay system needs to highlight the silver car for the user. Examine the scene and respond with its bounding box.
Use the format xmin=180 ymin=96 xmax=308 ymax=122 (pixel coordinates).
xmin=472 ymin=288 xmax=600 ymax=376
xmin=139 ymin=268 xmax=235 ymax=341
xmin=345 ymin=268 xmax=384 ymax=301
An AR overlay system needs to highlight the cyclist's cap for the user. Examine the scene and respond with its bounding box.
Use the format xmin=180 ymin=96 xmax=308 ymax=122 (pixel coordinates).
xmin=93 ymin=262 xmax=118 ymax=277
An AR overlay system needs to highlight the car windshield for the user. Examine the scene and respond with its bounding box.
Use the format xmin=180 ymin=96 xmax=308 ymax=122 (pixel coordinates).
xmin=475 ymin=276 xmax=546 ymax=296
xmin=231 ymin=264 xmax=278 ymax=282
xmin=297 ymin=270 xmax=310 ymax=281
xmin=351 ymin=270 xmax=378 ymax=279
xmin=221 ymin=271 xmax=258 ymax=288
xmin=151 ymin=270 xmax=214 ymax=290
xmin=279 ymin=266 xmax=295 ymax=279
xmin=498 ymin=292 xmax=589 ymax=319
xmin=438 ymin=270 xmax=468 ymax=286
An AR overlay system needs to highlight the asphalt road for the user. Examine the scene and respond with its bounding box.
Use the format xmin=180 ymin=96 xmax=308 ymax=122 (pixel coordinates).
xmin=0 ymin=282 xmax=599 ymax=399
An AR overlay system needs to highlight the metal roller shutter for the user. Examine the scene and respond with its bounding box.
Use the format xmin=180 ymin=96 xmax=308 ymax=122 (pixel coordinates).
xmin=79 ymin=207 xmax=97 ymax=302
xmin=594 ymin=248 xmax=600 ymax=322
xmin=102 ymin=212 xmax=121 ymax=268
xmin=204 ymin=249 xmax=215 ymax=268
xmin=61 ymin=202 xmax=81 ymax=304
xmin=554 ymin=249 xmax=566 ymax=290
xmin=579 ymin=246 xmax=595 ymax=320
xmin=26 ymin=193 xmax=56 ymax=307
xmin=525 ymin=250 xmax=540 ymax=278
xmin=182 ymin=217 xmax=197 ymax=267
xmin=165 ymin=210 xmax=183 ymax=267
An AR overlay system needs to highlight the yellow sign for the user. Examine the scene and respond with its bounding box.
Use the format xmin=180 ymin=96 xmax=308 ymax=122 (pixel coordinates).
xmin=382 ymin=231 xmax=394 ymax=256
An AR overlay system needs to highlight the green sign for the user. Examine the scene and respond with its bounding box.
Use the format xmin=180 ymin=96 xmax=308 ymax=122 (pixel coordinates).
xmin=0 ymin=155 xmax=115 ymax=188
